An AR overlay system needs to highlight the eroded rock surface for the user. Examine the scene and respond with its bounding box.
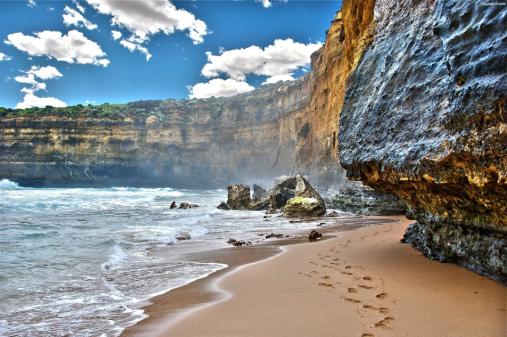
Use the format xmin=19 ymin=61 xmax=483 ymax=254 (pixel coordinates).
xmin=330 ymin=186 xmax=406 ymax=215
xmin=339 ymin=0 xmax=507 ymax=282
xmin=226 ymin=184 xmax=251 ymax=210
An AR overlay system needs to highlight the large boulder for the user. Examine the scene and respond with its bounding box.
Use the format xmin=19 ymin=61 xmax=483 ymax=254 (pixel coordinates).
xmin=227 ymin=184 xmax=252 ymax=209
xmin=248 ymin=197 xmax=271 ymax=211
xmin=268 ymin=186 xmax=295 ymax=209
xmin=248 ymin=178 xmax=296 ymax=210
xmin=284 ymin=197 xmax=326 ymax=218
xmin=284 ymin=174 xmax=326 ymax=217
xmin=252 ymin=184 xmax=267 ymax=200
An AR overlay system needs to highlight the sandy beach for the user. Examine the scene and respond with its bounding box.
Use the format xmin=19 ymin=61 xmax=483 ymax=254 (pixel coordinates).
xmin=124 ymin=217 xmax=506 ymax=337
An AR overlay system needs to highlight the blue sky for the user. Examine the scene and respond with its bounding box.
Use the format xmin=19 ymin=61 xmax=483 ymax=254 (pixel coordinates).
xmin=0 ymin=0 xmax=341 ymax=108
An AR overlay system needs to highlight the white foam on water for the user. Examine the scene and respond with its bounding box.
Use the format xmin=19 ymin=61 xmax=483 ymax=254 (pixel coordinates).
xmin=102 ymin=245 xmax=128 ymax=271
xmin=0 ymin=320 xmax=8 ymax=337
xmin=0 ymin=186 xmax=342 ymax=337
xmin=0 ymin=179 xmax=20 ymax=189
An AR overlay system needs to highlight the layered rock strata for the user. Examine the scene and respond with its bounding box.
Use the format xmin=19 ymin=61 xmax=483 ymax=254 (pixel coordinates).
xmin=0 ymin=81 xmax=312 ymax=188
xmin=339 ymin=0 xmax=507 ymax=283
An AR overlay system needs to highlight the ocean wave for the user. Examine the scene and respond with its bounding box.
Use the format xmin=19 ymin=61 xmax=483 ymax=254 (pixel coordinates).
xmin=0 ymin=179 xmax=20 ymax=189
xmin=102 ymin=245 xmax=128 ymax=271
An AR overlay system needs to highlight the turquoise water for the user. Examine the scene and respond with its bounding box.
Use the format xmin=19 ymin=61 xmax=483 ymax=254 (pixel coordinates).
xmin=0 ymin=179 xmax=328 ymax=336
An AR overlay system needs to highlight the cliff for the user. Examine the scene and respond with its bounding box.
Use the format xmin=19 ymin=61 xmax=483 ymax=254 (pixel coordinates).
xmin=293 ymin=0 xmax=375 ymax=184
xmin=0 ymin=80 xmax=313 ymax=188
xmin=338 ymin=0 xmax=506 ymax=283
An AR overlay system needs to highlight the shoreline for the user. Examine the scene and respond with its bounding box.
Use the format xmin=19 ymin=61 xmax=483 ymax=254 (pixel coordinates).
xmin=121 ymin=216 xmax=400 ymax=336
xmin=123 ymin=216 xmax=506 ymax=337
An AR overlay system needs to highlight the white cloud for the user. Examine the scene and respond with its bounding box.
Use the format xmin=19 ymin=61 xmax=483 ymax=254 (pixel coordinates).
xmin=0 ymin=52 xmax=11 ymax=61
xmin=111 ymin=30 xmax=122 ymax=40
xmin=14 ymin=74 xmax=46 ymax=93
xmin=14 ymin=65 xmax=63 ymax=95
xmin=27 ymin=0 xmax=36 ymax=8
xmin=5 ymin=30 xmax=109 ymax=67
xmin=120 ymin=39 xmax=152 ymax=60
xmin=85 ymin=0 xmax=208 ymax=59
xmin=262 ymin=74 xmax=294 ymax=84
xmin=189 ymin=78 xmax=254 ymax=99
xmin=73 ymin=0 xmax=86 ymax=13
xmin=14 ymin=66 xmax=66 ymax=109
xmin=63 ymin=6 xmax=98 ymax=30
xmin=85 ymin=0 xmax=207 ymax=44
xmin=201 ymin=38 xmax=321 ymax=83
xmin=189 ymin=38 xmax=320 ymax=98
xmin=16 ymin=93 xmax=67 ymax=109
xmin=27 ymin=65 xmax=63 ymax=80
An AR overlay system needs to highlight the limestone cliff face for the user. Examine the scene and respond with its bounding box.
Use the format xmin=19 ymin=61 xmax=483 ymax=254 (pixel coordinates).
xmin=339 ymin=0 xmax=506 ymax=282
xmin=0 ymin=80 xmax=312 ymax=188
xmin=294 ymin=0 xmax=376 ymax=184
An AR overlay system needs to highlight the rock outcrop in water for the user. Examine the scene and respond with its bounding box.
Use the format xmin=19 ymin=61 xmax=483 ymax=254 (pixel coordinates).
xmin=284 ymin=175 xmax=326 ymax=217
xmin=226 ymin=184 xmax=252 ymax=210
xmin=224 ymin=174 xmax=326 ymax=217
xmin=338 ymin=0 xmax=506 ymax=283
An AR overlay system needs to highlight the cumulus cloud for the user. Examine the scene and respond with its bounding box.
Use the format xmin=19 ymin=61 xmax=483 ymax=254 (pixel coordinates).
xmin=14 ymin=65 xmax=62 ymax=94
xmin=85 ymin=0 xmax=206 ymax=59
xmin=14 ymin=66 xmax=66 ymax=109
xmin=73 ymin=0 xmax=86 ymax=13
xmin=120 ymin=39 xmax=152 ymax=60
xmin=27 ymin=0 xmax=36 ymax=8
xmin=201 ymin=38 xmax=321 ymax=83
xmin=111 ymin=30 xmax=122 ymax=40
xmin=27 ymin=65 xmax=63 ymax=80
xmin=5 ymin=30 xmax=110 ymax=67
xmin=188 ymin=38 xmax=320 ymax=98
xmin=63 ymin=5 xmax=98 ymax=30
xmin=16 ymin=93 xmax=67 ymax=109
xmin=0 ymin=52 xmax=11 ymax=61
xmin=189 ymin=78 xmax=254 ymax=99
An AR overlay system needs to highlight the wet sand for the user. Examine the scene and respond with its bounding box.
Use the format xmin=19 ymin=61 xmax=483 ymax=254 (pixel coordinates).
xmin=124 ymin=216 xmax=506 ymax=337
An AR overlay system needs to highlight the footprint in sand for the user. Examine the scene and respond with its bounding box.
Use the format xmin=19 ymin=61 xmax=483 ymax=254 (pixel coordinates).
xmin=345 ymin=265 xmax=352 ymax=269
xmin=340 ymin=271 xmax=353 ymax=275
xmin=310 ymin=270 xmax=319 ymax=274
xmin=362 ymin=276 xmax=373 ymax=281
xmin=309 ymin=261 xmax=318 ymax=265
xmin=374 ymin=316 xmax=394 ymax=329
xmin=344 ymin=297 xmax=361 ymax=303
xmin=318 ymin=282 xmax=334 ymax=288
xmin=362 ymin=304 xmax=376 ymax=310
xmin=376 ymin=292 xmax=388 ymax=299
xmin=358 ymin=284 xmax=374 ymax=290
xmin=378 ymin=307 xmax=389 ymax=314
xmin=321 ymin=275 xmax=331 ymax=280
xmin=348 ymin=288 xmax=358 ymax=293
xmin=361 ymin=333 xmax=375 ymax=337
xmin=332 ymin=258 xmax=340 ymax=261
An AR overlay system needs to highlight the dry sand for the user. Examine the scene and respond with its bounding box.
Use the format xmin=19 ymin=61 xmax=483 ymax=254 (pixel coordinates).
xmin=125 ymin=217 xmax=506 ymax=337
